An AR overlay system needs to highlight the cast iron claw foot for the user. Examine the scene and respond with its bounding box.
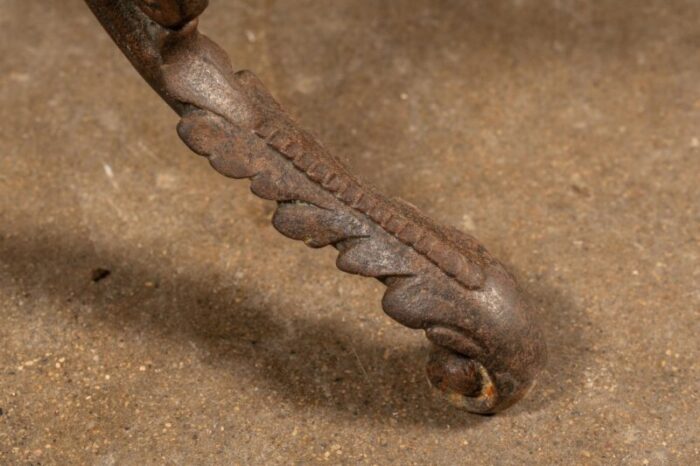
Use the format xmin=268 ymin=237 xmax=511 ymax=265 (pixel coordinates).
xmin=84 ymin=0 xmax=546 ymax=414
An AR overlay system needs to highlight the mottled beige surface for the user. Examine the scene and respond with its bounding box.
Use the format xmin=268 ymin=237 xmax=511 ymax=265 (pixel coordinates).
xmin=1 ymin=0 xmax=699 ymax=464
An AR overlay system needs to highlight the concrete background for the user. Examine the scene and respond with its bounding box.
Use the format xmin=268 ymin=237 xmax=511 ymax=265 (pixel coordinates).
xmin=1 ymin=0 xmax=698 ymax=464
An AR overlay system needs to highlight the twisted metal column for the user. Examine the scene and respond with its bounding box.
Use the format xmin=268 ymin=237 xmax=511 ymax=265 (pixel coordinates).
xmin=84 ymin=0 xmax=546 ymax=413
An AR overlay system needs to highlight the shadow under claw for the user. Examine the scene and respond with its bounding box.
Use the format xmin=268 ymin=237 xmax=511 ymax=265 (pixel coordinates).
xmin=0 ymin=227 xmax=588 ymax=426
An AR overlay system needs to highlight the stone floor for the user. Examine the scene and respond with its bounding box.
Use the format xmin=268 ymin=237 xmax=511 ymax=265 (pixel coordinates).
xmin=1 ymin=0 xmax=698 ymax=464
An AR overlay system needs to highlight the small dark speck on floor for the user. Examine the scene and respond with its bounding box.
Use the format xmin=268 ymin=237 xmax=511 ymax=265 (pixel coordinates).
xmin=91 ymin=268 xmax=111 ymax=283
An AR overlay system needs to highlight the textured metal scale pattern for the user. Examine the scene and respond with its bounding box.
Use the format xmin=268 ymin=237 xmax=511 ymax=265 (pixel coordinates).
xmin=83 ymin=0 xmax=546 ymax=414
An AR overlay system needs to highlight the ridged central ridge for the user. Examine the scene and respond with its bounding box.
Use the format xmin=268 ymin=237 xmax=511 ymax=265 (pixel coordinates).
xmin=254 ymin=120 xmax=484 ymax=290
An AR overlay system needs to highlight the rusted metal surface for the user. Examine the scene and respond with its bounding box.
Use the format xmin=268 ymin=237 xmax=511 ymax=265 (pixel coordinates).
xmin=83 ymin=0 xmax=546 ymax=414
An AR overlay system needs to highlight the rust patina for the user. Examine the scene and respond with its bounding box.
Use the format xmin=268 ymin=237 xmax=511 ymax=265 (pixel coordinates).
xmin=84 ymin=0 xmax=546 ymax=413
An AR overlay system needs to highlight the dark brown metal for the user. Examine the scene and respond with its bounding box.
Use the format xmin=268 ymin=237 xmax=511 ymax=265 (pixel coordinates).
xmin=83 ymin=0 xmax=546 ymax=414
